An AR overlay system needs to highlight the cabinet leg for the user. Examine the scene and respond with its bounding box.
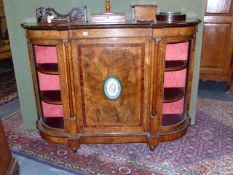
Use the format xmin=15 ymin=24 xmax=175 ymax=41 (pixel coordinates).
xmin=68 ymin=139 xmax=80 ymax=153
xmin=225 ymin=85 xmax=233 ymax=95
xmin=72 ymin=148 xmax=78 ymax=153
xmin=149 ymin=146 xmax=156 ymax=151
xmin=225 ymin=88 xmax=232 ymax=94
xmin=147 ymin=135 xmax=159 ymax=151
xmin=225 ymin=77 xmax=233 ymax=91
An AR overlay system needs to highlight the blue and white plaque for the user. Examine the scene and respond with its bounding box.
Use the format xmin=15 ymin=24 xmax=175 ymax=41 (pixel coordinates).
xmin=104 ymin=77 xmax=122 ymax=100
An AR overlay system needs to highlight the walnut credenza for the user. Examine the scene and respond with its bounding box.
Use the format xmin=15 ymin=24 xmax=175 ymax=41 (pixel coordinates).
xmin=22 ymin=20 xmax=200 ymax=150
xmin=200 ymin=0 xmax=233 ymax=87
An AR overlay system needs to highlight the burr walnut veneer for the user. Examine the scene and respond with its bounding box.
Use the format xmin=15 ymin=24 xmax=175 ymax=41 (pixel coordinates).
xmin=22 ymin=20 xmax=200 ymax=150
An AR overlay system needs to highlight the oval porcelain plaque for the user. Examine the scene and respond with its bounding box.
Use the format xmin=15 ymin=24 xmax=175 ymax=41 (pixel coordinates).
xmin=104 ymin=77 xmax=122 ymax=100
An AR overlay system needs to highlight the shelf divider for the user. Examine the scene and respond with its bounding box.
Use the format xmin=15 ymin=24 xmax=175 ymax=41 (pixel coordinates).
xmin=43 ymin=117 xmax=64 ymax=129
xmin=164 ymin=87 xmax=184 ymax=103
xmin=37 ymin=63 xmax=59 ymax=75
xmin=165 ymin=60 xmax=187 ymax=72
xmin=162 ymin=114 xmax=185 ymax=126
xmin=40 ymin=90 xmax=62 ymax=105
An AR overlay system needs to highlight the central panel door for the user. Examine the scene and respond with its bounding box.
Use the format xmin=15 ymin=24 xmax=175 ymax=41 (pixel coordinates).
xmin=72 ymin=38 xmax=151 ymax=133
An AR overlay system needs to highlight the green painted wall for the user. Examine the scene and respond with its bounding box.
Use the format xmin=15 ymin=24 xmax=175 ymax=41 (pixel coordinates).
xmin=3 ymin=0 xmax=205 ymax=129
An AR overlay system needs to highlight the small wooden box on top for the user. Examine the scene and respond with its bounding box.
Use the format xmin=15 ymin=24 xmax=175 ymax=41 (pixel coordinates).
xmin=131 ymin=4 xmax=157 ymax=22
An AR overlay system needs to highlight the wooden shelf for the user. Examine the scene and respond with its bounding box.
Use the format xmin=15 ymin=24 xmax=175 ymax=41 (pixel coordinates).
xmin=165 ymin=60 xmax=187 ymax=72
xmin=162 ymin=114 xmax=185 ymax=126
xmin=43 ymin=117 xmax=64 ymax=129
xmin=164 ymin=88 xmax=184 ymax=103
xmin=40 ymin=90 xmax=62 ymax=105
xmin=37 ymin=63 xmax=59 ymax=75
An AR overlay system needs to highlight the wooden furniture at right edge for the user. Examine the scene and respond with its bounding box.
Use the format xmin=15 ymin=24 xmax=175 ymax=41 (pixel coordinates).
xmin=200 ymin=0 xmax=233 ymax=87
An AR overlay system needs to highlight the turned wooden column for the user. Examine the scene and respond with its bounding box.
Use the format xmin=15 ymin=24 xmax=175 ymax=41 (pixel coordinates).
xmin=0 ymin=119 xmax=19 ymax=175
xmin=106 ymin=0 xmax=111 ymax=13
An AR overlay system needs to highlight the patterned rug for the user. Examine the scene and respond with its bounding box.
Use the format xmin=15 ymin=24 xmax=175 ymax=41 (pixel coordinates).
xmin=0 ymin=70 xmax=18 ymax=105
xmin=2 ymin=98 xmax=233 ymax=175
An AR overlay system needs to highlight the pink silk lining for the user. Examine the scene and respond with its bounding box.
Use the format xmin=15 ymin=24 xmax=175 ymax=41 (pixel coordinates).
xmin=42 ymin=102 xmax=64 ymax=118
xmin=38 ymin=72 xmax=61 ymax=90
xmin=163 ymin=98 xmax=184 ymax=114
xmin=165 ymin=42 xmax=189 ymax=61
xmin=163 ymin=42 xmax=189 ymax=114
xmin=35 ymin=42 xmax=189 ymax=118
xmin=34 ymin=45 xmax=58 ymax=63
xmin=164 ymin=69 xmax=187 ymax=88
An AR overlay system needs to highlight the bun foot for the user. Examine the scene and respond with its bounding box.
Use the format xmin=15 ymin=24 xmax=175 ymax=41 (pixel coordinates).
xmin=149 ymin=146 xmax=156 ymax=151
xmin=72 ymin=148 xmax=78 ymax=153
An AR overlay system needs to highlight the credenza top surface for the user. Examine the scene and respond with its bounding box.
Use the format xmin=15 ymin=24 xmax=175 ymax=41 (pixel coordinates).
xmin=21 ymin=19 xmax=201 ymax=30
